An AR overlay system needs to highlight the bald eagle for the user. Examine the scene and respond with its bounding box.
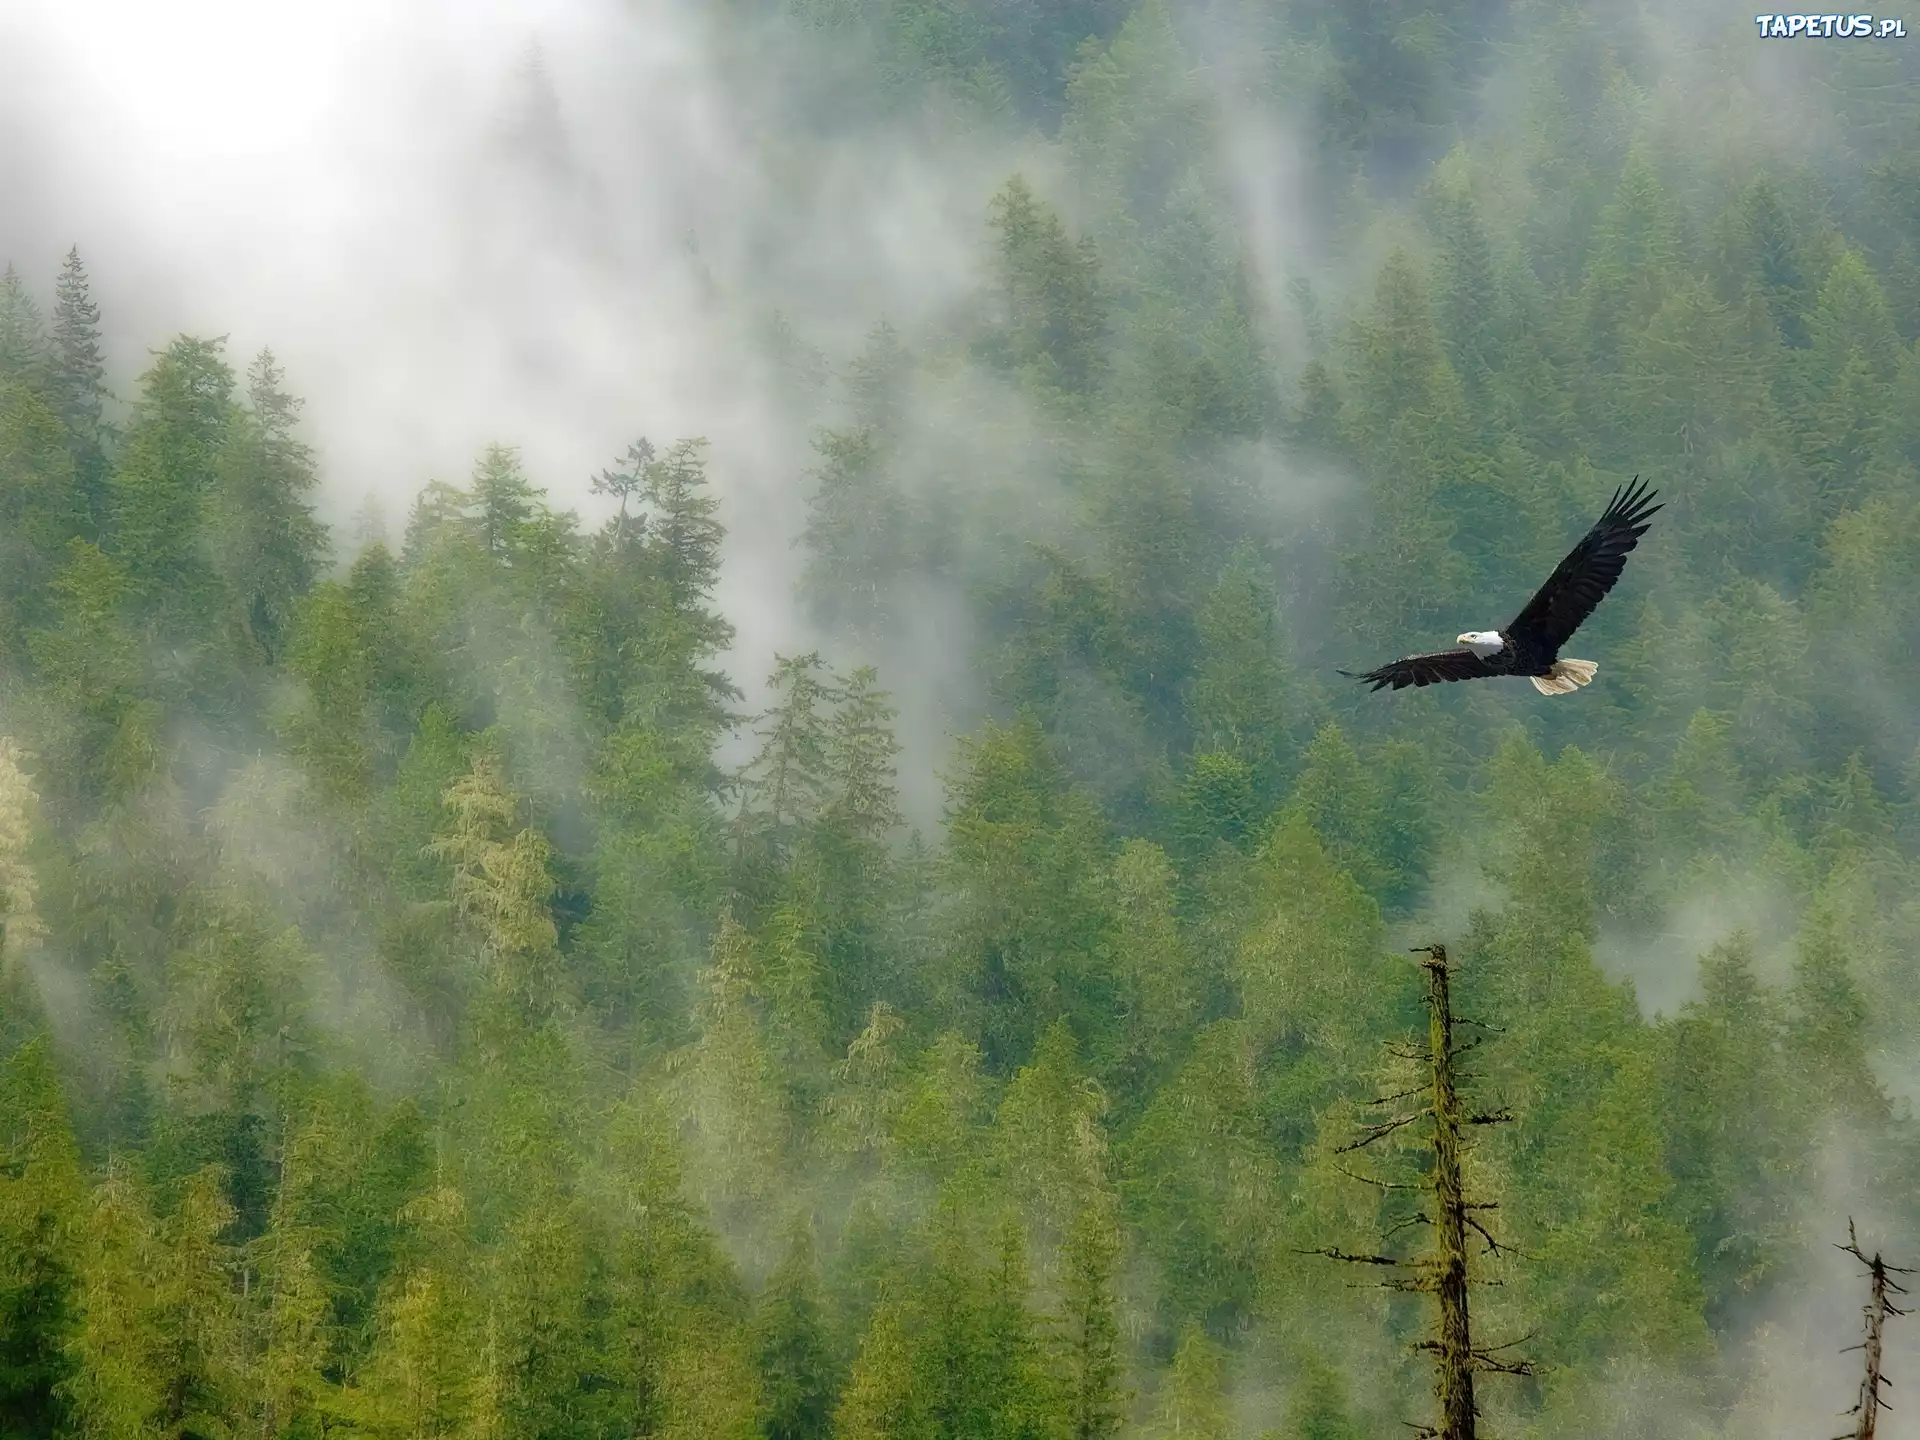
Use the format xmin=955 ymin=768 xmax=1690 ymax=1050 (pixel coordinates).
xmin=1341 ymin=478 xmax=1661 ymax=696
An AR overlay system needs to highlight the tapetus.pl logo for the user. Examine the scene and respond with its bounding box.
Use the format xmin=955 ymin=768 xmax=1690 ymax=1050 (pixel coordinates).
xmin=1755 ymin=12 xmax=1908 ymax=34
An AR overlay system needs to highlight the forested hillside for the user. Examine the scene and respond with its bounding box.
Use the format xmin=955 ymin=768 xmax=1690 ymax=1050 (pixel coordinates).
xmin=5 ymin=1 xmax=1920 ymax=1436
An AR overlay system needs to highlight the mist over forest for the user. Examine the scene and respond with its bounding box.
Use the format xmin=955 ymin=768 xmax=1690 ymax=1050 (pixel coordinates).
xmin=4 ymin=0 xmax=1920 ymax=1436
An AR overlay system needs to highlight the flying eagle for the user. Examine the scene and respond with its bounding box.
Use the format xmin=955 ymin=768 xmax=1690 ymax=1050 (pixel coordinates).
xmin=1341 ymin=478 xmax=1661 ymax=696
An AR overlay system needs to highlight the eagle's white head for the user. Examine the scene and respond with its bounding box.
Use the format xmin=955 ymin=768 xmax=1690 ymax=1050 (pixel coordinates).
xmin=1457 ymin=631 xmax=1505 ymax=658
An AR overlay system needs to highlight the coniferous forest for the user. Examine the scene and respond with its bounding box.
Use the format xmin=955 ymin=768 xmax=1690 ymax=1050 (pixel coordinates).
xmin=5 ymin=1 xmax=1920 ymax=1436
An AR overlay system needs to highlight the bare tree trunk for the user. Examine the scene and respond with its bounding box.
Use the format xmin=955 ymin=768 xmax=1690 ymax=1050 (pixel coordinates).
xmin=1308 ymin=943 xmax=1527 ymax=1440
xmin=1839 ymin=1221 xmax=1911 ymax=1440
xmin=1424 ymin=951 xmax=1477 ymax=1440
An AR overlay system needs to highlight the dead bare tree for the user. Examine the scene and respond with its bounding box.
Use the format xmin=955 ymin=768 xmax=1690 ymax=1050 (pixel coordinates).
xmin=1835 ymin=1220 xmax=1912 ymax=1440
xmin=1306 ymin=944 xmax=1533 ymax=1440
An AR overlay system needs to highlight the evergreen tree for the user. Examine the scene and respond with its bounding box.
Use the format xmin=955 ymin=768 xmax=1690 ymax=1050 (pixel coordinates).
xmin=1427 ymin=149 xmax=1506 ymax=414
xmin=1058 ymin=1197 xmax=1126 ymax=1440
xmin=0 ymin=738 xmax=46 ymax=975
xmin=1104 ymin=838 xmax=1198 ymax=1094
xmin=431 ymin=745 xmax=565 ymax=1038
xmin=736 ymin=654 xmax=844 ymax=892
xmin=1187 ymin=542 xmax=1291 ymax=807
xmin=800 ymin=426 xmax=909 ymax=642
xmin=468 ymin=443 xmax=543 ymax=561
xmin=1278 ymin=1360 xmax=1361 ymax=1440
xmin=210 ymin=351 xmax=329 ymax=664
xmin=0 ymin=1037 xmax=83 ymax=1437
xmin=1335 ymin=248 xmax=1476 ymax=648
xmin=108 ymin=336 xmax=237 ymax=640
xmin=1658 ymin=936 xmax=1805 ymax=1326
xmin=754 ymin=1218 xmax=837 ymax=1440
xmin=0 ymin=357 xmax=84 ymax=639
xmin=248 ymin=1116 xmax=340 ymax=1439
xmin=942 ymin=717 xmax=1112 ymax=1068
xmin=0 ymin=265 xmax=46 ymax=381
xmin=981 ymin=176 xmax=1109 ymax=401
xmin=834 ymin=1296 xmax=924 ymax=1440
xmin=1151 ymin=1322 xmax=1232 ymax=1440
xmin=47 ymin=247 xmax=111 ymax=535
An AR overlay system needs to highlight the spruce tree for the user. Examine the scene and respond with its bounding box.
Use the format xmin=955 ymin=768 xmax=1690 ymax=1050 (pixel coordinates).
xmin=754 ymin=1218 xmax=837 ymax=1440
xmin=1059 ymin=1197 xmax=1126 ymax=1440
xmin=109 ymin=335 xmax=236 ymax=639
xmin=0 ymin=1037 xmax=83 ymax=1437
xmin=0 ymin=265 xmax=46 ymax=382
xmin=212 ymin=350 xmax=329 ymax=664
xmin=48 ymin=247 xmax=111 ymax=535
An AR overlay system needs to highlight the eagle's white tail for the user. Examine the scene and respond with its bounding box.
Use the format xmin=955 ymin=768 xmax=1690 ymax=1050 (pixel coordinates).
xmin=1530 ymin=658 xmax=1598 ymax=696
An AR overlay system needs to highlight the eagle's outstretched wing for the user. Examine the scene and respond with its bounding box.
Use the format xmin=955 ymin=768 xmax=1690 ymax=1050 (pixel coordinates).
xmin=1504 ymin=477 xmax=1662 ymax=654
xmin=1338 ymin=648 xmax=1502 ymax=692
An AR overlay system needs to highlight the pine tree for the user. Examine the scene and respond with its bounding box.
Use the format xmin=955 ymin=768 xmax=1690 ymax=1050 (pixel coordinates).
xmin=0 ymin=738 xmax=46 ymax=975
xmin=1787 ymin=880 xmax=1890 ymax=1127
xmin=679 ymin=914 xmax=790 ymax=1216
xmin=1058 ymin=1197 xmax=1126 ymax=1440
xmin=575 ymin=435 xmax=737 ymax=745
xmin=592 ymin=435 xmax=654 ymax=552
xmin=804 ymin=665 xmax=904 ymax=1032
xmin=979 ymin=1212 xmax=1058 ymax=1440
xmin=1581 ymin=149 xmax=1680 ymax=377
xmin=1278 ymin=1360 xmax=1361 ymax=1440
xmin=736 ymin=654 xmax=844 ymax=894
xmin=355 ymin=1186 xmax=489 ymax=1440
xmin=109 ymin=335 xmax=237 ymax=638
xmin=1336 ymin=249 xmax=1476 ymax=649
xmin=754 ymin=1218 xmax=837 ymax=1440
xmin=249 ymin=1117 xmax=340 ymax=1439
xmin=47 ymin=247 xmax=111 ymax=535
xmin=982 ymin=176 xmax=1109 ymax=400
xmin=1061 ymin=0 xmax=1208 ymax=237
xmin=0 ymin=1037 xmax=84 ymax=1437
xmin=64 ymin=1164 xmax=170 ymax=1440
xmin=211 ymin=350 xmax=329 ymax=664
xmin=641 ymin=438 xmax=726 ymax=625
xmin=1187 ymin=542 xmax=1290 ymax=805
xmin=834 ymin=1296 xmax=925 ymax=1440
xmin=1427 ymin=150 xmax=1505 ymax=412
xmin=844 ymin=320 xmax=912 ymax=432
xmin=0 ymin=265 xmax=46 ymax=381
xmin=1121 ymin=1020 xmax=1274 ymax=1332
xmin=431 ymin=746 xmax=564 ymax=1035
xmin=995 ymin=1019 xmax=1111 ymax=1249
xmin=915 ymin=1205 xmax=992 ymax=1440
xmin=1105 ymin=838 xmax=1199 ymax=1093
xmin=1658 ymin=936 xmax=1805 ymax=1326
xmin=468 ymin=443 xmax=542 ymax=561
xmin=1152 ymin=1322 xmax=1232 ymax=1440
xmin=0 ymin=351 xmax=85 ymax=636
xmin=490 ymin=1195 xmax=604 ymax=1440
xmin=799 ymin=426 xmax=909 ymax=642
xmin=942 ymin=717 xmax=1112 ymax=1068
xmin=25 ymin=540 xmax=141 ymax=800
xmin=1739 ymin=179 xmax=1813 ymax=349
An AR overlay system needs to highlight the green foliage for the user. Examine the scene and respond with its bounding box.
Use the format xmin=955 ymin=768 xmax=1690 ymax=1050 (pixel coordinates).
xmin=6 ymin=10 xmax=1920 ymax=1437
xmin=980 ymin=177 xmax=1109 ymax=402
xmin=1277 ymin=1359 xmax=1361 ymax=1440
xmin=209 ymin=352 xmax=329 ymax=665
xmin=0 ymin=1037 xmax=83 ymax=1436
xmin=109 ymin=337 xmax=237 ymax=643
